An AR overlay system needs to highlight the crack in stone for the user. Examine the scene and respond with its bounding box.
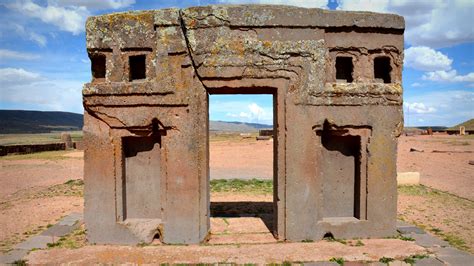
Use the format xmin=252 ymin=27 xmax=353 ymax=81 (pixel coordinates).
xmin=178 ymin=9 xmax=210 ymax=92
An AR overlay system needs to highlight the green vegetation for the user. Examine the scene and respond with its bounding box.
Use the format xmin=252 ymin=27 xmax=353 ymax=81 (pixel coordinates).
xmin=210 ymin=179 xmax=273 ymax=194
xmin=440 ymin=232 xmax=468 ymax=251
xmin=0 ymin=225 xmax=48 ymax=253
xmin=47 ymin=226 xmax=86 ymax=249
xmin=329 ymin=257 xmax=345 ymax=265
xmin=30 ymin=179 xmax=84 ymax=198
xmin=379 ymin=257 xmax=394 ymax=264
xmin=398 ymin=185 xmax=441 ymax=196
xmin=403 ymin=254 xmax=429 ymax=265
xmin=399 ymin=235 xmax=415 ymax=241
xmin=12 ymin=260 xmax=27 ymax=266
xmin=0 ymin=150 xmax=78 ymax=161
xmin=398 ymin=185 xmax=473 ymax=252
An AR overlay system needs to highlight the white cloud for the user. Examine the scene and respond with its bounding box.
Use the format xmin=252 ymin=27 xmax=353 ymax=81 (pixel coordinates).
xmin=336 ymin=0 xmax=389 ymax=12
xmin=404 ymin=46 xmax=452 ymax=72
xmin=7 ymin=0 xmax=90 ymax=35
xmin=8 ymin=23 xmax=48 ymax=47
xmin=0 ymin=68 xmax=43 ymax=86
xmin=410 ymin=82 xmax=422 ymax=87
xmin=422 ymin=70 xmax=474 ymax=83
xmin=49 ymin=0 xmax=135 ymax=10
xmin=0 ymin=68 xmax=83 ymax=113
xmin=217 ymin=0 xmax=329 ymax=8
xmin=404 ymin=90 xmax=474 ymax=126
xmin=226 ymin=112 xmax=252 ymax=119
xmin=224 ymin=102 xmax=272 ymax=124
xmin=337 ymin=0 xmax=474 ymax=48
xmin=404 ymin=102 xmax=436 ymax=114
xmin=0 ymin=49 xmax=41 ymax=60
xmin=403 ymin=46 xmax=473 ymax=86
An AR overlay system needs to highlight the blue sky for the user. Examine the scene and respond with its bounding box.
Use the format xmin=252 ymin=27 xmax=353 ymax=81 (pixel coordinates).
xmin=0 ymin=0 xmax=473 ymax=127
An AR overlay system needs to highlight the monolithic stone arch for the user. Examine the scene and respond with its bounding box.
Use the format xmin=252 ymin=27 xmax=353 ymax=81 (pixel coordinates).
xmin=83 ymin=5 xmax=405 ymax=244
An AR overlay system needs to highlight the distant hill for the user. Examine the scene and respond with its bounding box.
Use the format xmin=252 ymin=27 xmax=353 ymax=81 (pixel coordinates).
xmin=210 ymin=120 xmax=272 ymax=133
xmin=0 ymin=110 xmax=83 ymax=134
xmin=0 ymin=110 xmax=271 ymax=134
xmin=449 ymin=118 xmax=474 ymax=131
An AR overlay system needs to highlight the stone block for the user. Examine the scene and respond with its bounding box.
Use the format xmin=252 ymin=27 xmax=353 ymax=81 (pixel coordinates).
xmin=41 ymin=224 xmax=78 ymax=237
xmin=15 ymin=235 xmax=52 ymax=250
xmin=408 ymin=233 xmax=449 ymax=248
xmin=433 ymin=247 xmax=474 ymax=266
xmin=414 ymin=257 xmax=445 ymax=266
xmin=0 ymin=249 xmax=29 ymax=264
xmin=397 ymin=172 xmax=420 ymax=185
xmin=58 ymin=212 xmax=83 ymax=226
xmin=83 ymin=5 xmax=405 ymax=245
xmin=398 ymin=227 xmax=425 ymax=234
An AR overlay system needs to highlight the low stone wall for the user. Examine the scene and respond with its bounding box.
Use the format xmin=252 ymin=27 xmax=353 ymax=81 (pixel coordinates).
xmin=0 ymin=143 xmax=66 ymax=156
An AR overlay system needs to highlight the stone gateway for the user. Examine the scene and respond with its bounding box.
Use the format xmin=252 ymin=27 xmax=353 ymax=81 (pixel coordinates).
xmin=83 ymin=5 xmax=405 ymax=244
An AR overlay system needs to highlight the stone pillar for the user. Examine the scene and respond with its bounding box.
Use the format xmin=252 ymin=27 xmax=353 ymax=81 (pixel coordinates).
xmin=61 ymin=133 xmax=73 ymax=149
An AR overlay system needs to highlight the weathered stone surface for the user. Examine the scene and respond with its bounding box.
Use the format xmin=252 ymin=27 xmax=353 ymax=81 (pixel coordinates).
xmin=408 ymin=233 xmax=449 ymax=248
xmin=41 ymin=224 xmax=78 ymax=237
xmin=414 ymin=257 xmax=445 ymax=266
xmin=0 ymin=249 xmax=29 ymax=264
xmin=433 ymin=247 xmax=474 ymax=265
xmin=83 ymin=5 xmax=404 ymax=245
xmin=58 ymin=212 xmax=83 ymax=226
xmin=397 ymin=172 xmax=420 ymax=185
xmin=15 ymin=235 xmax=52 ymax=250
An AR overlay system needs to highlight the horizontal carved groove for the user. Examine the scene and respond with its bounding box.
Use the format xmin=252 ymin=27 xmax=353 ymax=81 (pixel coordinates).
xmin=121 ymin=47 xmax=153 ymax=52
xmin=87 ymin=48 xmax=113 ymax=53
xmin=85 ymin=103 xmax=188 ymax=107
xmin=324 ymin=26 xmax=404 ymax=34
xmin=207 ymin=86 xmax=277 ymax=95
xmin=83 ymin=92 xmax=174 ymax=97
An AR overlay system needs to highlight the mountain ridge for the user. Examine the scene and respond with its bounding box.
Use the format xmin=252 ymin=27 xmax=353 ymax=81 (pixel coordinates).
xmin=0 ymin=110 xmax=272 ymax=134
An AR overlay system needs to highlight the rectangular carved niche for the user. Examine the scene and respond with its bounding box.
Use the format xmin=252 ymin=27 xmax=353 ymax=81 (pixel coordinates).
xmin=317 ymin=123 xmax=371 ymax=221
xmin=122 ymin=136 xmax=162 ymax=220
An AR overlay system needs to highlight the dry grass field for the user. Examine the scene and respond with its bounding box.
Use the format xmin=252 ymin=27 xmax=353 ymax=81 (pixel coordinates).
xmin=0 ymin=131 xmax=83 ymax=146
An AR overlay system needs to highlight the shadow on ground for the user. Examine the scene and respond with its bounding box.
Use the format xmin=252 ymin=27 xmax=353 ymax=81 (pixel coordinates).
xmin=210 ymin=201 xmax=274 ymax=234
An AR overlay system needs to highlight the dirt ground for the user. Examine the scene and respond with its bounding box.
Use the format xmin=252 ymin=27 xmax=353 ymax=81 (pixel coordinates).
xmin=398 ymin=134 xmax=473 ymax=200
xmin=26 ymin=239 xmax=425 ymax=264
xmin=0 ymin=152 xmax=84 ymax=252
xmin=211 ymin=139 xmax=273 ymax=179
xmin=0 ymin=134 xmax=473 ymax=261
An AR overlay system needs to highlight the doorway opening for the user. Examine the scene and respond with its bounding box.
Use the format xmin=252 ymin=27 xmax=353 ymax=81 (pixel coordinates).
xmin=207 ymin=89 xmax=277 ymax=244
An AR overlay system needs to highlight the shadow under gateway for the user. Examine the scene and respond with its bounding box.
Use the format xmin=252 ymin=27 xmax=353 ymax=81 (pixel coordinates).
xmin=210 ymin=202 xmax=274 ymax=235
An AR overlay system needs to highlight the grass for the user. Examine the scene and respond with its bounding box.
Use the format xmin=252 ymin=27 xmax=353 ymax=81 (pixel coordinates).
xmin=329 ymin=257 xmax=344 ymax=265
xmin=403 ymin=254 xmax=429 ymax=265
xmin=0 ymin=224 xmax=48 ymax=253
xmin=0 ymin=150 xmax=77 ymax=161
xmin=30 ymin=179 xmax=84 ymax=198
xmin=47 ymin=225 xmax=86 ymax=249
xmin=398 ymin=185 xmax=441 ymax=197
xmin=210 ymin=179 xmax=273 ymax=194
xmin=398 ymin=185 xmax=473 ymax=252
xmin=0 ymin=131 xmax=83 ymax=146
xmin=379 ymin=257 xmax=394 ymax=264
